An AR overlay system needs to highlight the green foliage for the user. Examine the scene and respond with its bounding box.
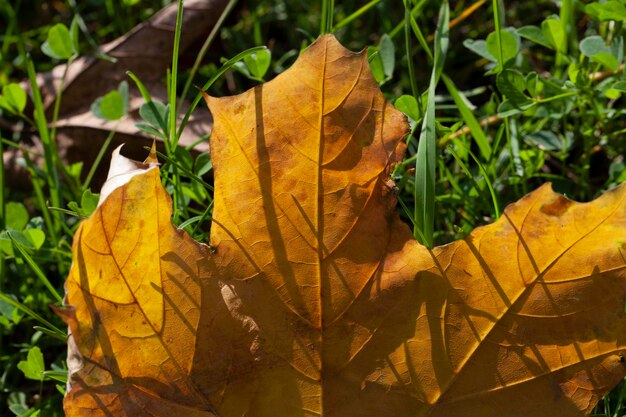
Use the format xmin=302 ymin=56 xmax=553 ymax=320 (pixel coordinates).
xmin=41 ymin=23 xmax=76 ymax=60
xmin=585 ymin=1 xmax=626 ymax=21
xmin=496 ymin=69 xmax=534 ymax=110
xmin=5 ymin=202 xmax=29 ymax=231
xmin=236 ymin=48 xmax=272 ymax=80
xmin=91 ymin=81 xmax=129 ymax=121
xmin=394 ymin=94 xmax=420 ymax=129
xmin=368 ymin=33 xmax=395 ymax=84
xmin=486 ymin=29 xmax=519 ymax=65
xmin=17 ymin=347 xmax=45 ymax=381
xmin=580 ymin=35 xmax=623 ymax=71
xmin=542 ymin=15 xmax=567 ymax=53
xmin=0 ymin=84 xmax=27 ymax=115
xmin=138 ymin=101 xmax=170 ymax=138
xmin=67 ymin=190 xmax=99 ymax=218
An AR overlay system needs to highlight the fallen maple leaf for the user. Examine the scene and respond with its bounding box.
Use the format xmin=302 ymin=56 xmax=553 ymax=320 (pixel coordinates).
xmin=60 ymin=34 xmax=626 ymax=417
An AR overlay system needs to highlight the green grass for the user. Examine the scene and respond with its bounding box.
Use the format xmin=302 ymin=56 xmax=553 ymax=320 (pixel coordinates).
xmin=1 ymin=0 xmax=626 ymax=415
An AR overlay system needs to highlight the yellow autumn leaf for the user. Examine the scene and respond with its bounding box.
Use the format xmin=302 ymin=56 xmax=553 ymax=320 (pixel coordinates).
xmin=61 ymin=34 xmax=626 ymax=417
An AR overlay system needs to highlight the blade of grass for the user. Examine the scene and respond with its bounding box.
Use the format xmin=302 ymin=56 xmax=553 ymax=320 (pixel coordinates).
xmin=413 ymin=1 xmax=449 ymax=247
xmin=328 ymin=0 xmax=335 ymax=33
xmin=333 ymin=0 xmax=382 ymax=30
xmin=490 ymin=122 xmax=505 ymax=161
xmin=397 ymin=196 xmax=416 ymax=227
xmin=0 ymin=292 xmax=65 ymax=337
xmin=397 ymin=195 xmax=431 ymax=244
xmin=48 ymin=207 xmax=79 ymax=217
xmin=535 ymin=91 xmax=577 ymax=104
xmin=321 ymin=0 xmax=334 ymax=34
xmin=184 ymin=134 xmax=210 ymax=151
xmin=442 ymin=74 xmax=492 ymax=160
xmin=507 ymin=117 xmax=524 ymax=178
xmin=66 ymin=0 xmax=101 ymax=52
xmin=126 ymin=70 xmax=153 ymax=102
xmin=321 ymin=0 xmax=328 ymax=34
xmin=164 ymin=0 xmax=186 ymax=224
xmin=444 ymin=114 xmax=501 ymax=144
xmin=490 ymin=0 xmax=520 ymax=202
xmin=491 ymin=0 xmax=505 ymax=73
xmin=42 ymin=369 xmax=68 ymax=384
xmin=390 ymin=0 xmax=428 ymax=39
xmin=152 ymin=149 xmax=214 ymax=192
xmin=176 ymin=46 xmax=268 ymax=139
xmin=25 ymin=55 xmax=62 ymax=236
xmin=442 ymin=163 xmax=467 ymax=202
xmin=404 ymin=0 xmax=419 ymax=100
xmin=34 ymin=326 xmax=67 ymax=343
xmin=447 ymin=146 xmax=480 ymax=188
xmin=82 ymin=123 xmax=119 ymax=191
xmin=408 ymin=10 xmax=433 ymax=62
xmin=179 ymin=0 xmax=238 ymax=105
xmin=178 ymin=216 xmax=203 ymax=230
xmin=467 ymin=148 xmax=500 ymax=218
xmin=49 ymin=56 xmax=74 ymax=154
xmin=169 ymin=0 xmax=184 ymax=149
xmin=8 ymin=232 xmax=63 ymax=303
xmin=191 ymin=200 xmax=214 ymax=236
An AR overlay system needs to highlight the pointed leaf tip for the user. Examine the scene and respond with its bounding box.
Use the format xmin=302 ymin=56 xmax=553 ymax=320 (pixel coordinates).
xmin=143 ymin=140 xmax=159 ymax=165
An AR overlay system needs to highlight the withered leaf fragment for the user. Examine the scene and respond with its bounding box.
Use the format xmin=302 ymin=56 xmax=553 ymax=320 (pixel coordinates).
xmin=62 ymin=35 xmax=626 ymax=417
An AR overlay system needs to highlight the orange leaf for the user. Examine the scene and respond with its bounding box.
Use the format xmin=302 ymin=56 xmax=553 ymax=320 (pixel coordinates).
xmin=61 ymin=34 xmax=626 ymax=417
